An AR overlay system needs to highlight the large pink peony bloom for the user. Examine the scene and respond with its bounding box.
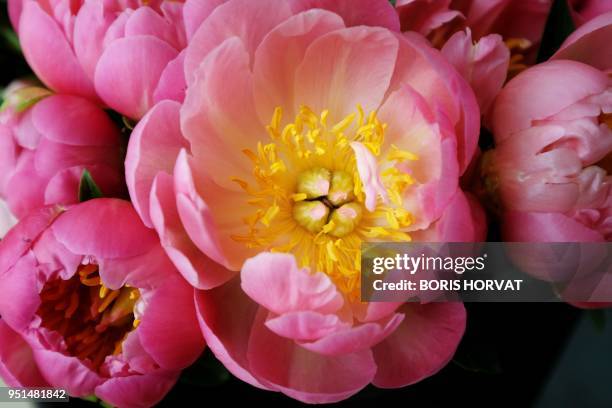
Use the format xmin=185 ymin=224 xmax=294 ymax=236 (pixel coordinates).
xmin=126 ymin=0 xmax=484 ymax=402
xmin=9 ymin=0 xmax=209 ymax=119
xmin=0 ymin=86 xmax=125 ymax=219
xmin=0 ymin=199 xmax=205 ymax=408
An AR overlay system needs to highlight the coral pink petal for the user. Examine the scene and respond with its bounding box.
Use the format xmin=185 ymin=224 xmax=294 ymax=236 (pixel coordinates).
xmin=150 ymin=173 xmax=236 ymax=289
xmin=139 ymin=274 xmax=205 ymax=370
xmin=291 ymin=0 xmax=400 ymax=31
xmin=181 ymin=37 xmax=262 ymax=189
xmin=51 ymin=199 xmax=159 ymax=259
xmin=94 ymin=373 xmax=178 ymax=408
xmin=265 ymin=311 xmax=350 ymax=341
xmin=0 ymin=320 xmax=48 ymax=387
xmin=19 ymin=2 xmax=97 ymax=101
xmin=195 ymin=279 xmax=271 ymax=390
xmin=95 ymin=36 xmax=178 ymax=119
xmin=241 ymin=252 xmax=343 ymax=315
xmin=372 ymin=303 xmax=466 ymax=388
xmin=126 ymin=100 xmax=187 ymax=227
xmin=299 ymin=313 xmax=405 ymax=356
xmin=252 ymin=9 xmax=345 ymax=122
xmin=294 ymin=26 xmax=398 ymax=122
xmin=502 ymin=211 xmax=605 ymax=242
xmin=247 ymin=308 xmax=377 ymax=403
xmin=184 ymin=0 xmax=293 ymax=83
xmin=390 ymin=33 xmax=480 ymax=174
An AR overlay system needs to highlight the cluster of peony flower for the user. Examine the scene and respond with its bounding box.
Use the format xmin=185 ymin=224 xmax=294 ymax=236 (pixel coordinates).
xmin=0 ymin=0 xmax=610 ymax=407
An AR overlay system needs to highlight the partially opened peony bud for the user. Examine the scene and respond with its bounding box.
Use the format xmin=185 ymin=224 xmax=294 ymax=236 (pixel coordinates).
xmin=9 ymin=0 xmax=210 ymax=119
xmin=486 ymin=59 xmax=611 ymax=242
xmin=0 ymin=85 xmax=125 ymax=219
xmin=0 ymin=199 xmax=205 ymax=408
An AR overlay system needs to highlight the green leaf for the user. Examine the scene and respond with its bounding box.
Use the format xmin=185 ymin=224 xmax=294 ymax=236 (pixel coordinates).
xmin=537 ymin=0 xmax=575 ymax=62
xmin=1 ymin=27 xmax=21 ymax=54
xmin=78 ymin=170 xmax=103 ymax=202
xmin=388 ymin=0 xmax=396 ymax=6
xmin=588 ymin=309 xmax=606 ymax=333
xmin=0 ymin=86 xmax=51 ymax=113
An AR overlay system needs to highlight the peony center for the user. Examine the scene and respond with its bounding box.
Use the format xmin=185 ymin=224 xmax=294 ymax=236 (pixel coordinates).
xmin=36 ymin=264 xmax=140 ymax=371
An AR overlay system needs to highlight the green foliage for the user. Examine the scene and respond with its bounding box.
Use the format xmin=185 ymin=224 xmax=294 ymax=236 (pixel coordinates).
xmin=78 ymin=170 xmax=103 ymax=202
xmin=537 ymin=0 xmax=575 ymax=62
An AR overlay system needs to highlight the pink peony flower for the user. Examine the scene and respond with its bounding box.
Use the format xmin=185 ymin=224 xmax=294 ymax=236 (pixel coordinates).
xmin=0 ymin=86 xmax=125 ymax=219
xmin=9 ymin=0 xmax=208 ymax=119
xmin=126 ymin=0 xmax=485 ymax=402
xmin=486 ymin=58 xmax=611 ymax=242
xmin=0 ymin=199 xmax=205 ymax=408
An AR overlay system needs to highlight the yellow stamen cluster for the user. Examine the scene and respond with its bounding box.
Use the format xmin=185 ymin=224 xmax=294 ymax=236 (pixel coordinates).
xmin=231 ymin=105 xmax=418 ymax=299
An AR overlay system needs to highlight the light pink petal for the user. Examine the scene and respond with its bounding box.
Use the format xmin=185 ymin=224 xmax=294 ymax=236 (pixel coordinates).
xmin=247 ymin=307 xmax=377 ymax=403
xmin=554 ymin=11 xmax=612 ymax=71
xmin=265 ymin=311 xmax=350 ymax=341
xmin=372 ymin=303 xmax=466 ymax=388
xmin=241 ymin=252 xmax=344 ymax=315
xmin=491 ymin=60 xmax=609 ymax=143
xmin=294 ymin=26 xmax=398 ymax=123
xmin=441 ymin=30 xmax=509 ymax=116
xmin=73 ymin=2 xmax=113 ymax=81
xmin=19 ymin=2 xmax=98 ymax=101
xmin=183 ymin=0 xmax=227 ymax=40
xmin=95 ymin=36 xmax=178 ymax=119
xmin=125 ymin=100 xmax=187 ymax=227
xmin=299 ymin=313 xmax=405 ymax=356
xmin=32 ymin=349 xmax=103 ymax=397
xmin=195 ymin=279 xmax=271 ymax=390
xmin=252 ymin=9 xmax=345 ymax=122
xmin=0 ymin=319 xmax=48 ymax=387
xmin=124 ymin=6 xmax=182 ymax=49
xmin=94 ymin=372 xmax=178 ymax=408
xmin=352 ymin=302 xmax=403 ymax=323
xmin=153 ymin=50 xmax=187 ymax=104
xmin=181 ymin=37 xmax=263 ymax=189
xmin=4 ymin=152 xmax=49 ymax=218
xmin=51 ymin=199 xmax=158 ymax=259
xmin=150 ymin=173 xmax=236 ymax=289
xmin=292 ymin=0 xmax=401 ymax=31
xmin=502 ymin=211 xmax=605 ymax=242
xmin=350 ymin=141 xmax=388 ymax=212
xmin=184 ymin=0 xmax=293 ymax=82
xmin=138 ymin=274 xmax=205 ymax=370
xmin=389 ymin=32 xmax=480 ymax=174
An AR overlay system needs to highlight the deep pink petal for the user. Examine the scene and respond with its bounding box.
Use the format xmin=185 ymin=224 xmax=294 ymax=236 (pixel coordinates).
xmin=138 ymin=274 xmax=205 ymax=370
xmin=372 ymin=303 xmax=466 ymax=388
xmin=153 ymin=50 xmax=187 ymax=104
xmin=502 ymin=211 xmax=605 ymax=242
xmin=292 ymin=0 xmax=400 ymax=31
xmin=94 ymin=36 xmax=178 ymax=119
xmin=0 ymin=320 xmax=48 ymax=387
xmin=94 ymin=372 xmax=178 ymax=408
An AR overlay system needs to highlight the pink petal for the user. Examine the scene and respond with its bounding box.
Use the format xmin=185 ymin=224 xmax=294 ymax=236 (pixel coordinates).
xmin=350 ymin=141 xmax=389 ymax=212
xmin=44 ymin=164 xmax=124 ymax=207
xmin=195 ymin=279 xmax=271 ymax=390
xmin=51 ymin=199 xmax=159 ymax=259
xmin=150 ymin=173 xmax=236 ymax=289
xmin=183 ymin=0 xmax=227 ymax=40
xmin=502 ymin=211 xmax=605 ymax=242
xmin=265 ymin=311 xmax=350 ymax=341
xmin=153 ymin=50 xmax=187 ymax=104
xmin=73 ymin=2 xmax=113 ymax=81
xmin=240 ymin=252 xmax=344 ymax=315
xmin=247 ymin=307 xmax=377 ymax=403
xmin=184 ymin=0 xmax=293 ymax=83
xmin=0 ymin=320 xmax=48 ymax=387
xmin=292 ymin=0 xmax=400 ymax=31
xmin=294 ymin=26 xmax=398 ymax=123
xmin=32 ymin=348 xmax=103 ymax=397
xmin=94 ymin=372 xmax=178 ymax=408
xmin=252 ymin=9 xmax=345 ymax=122
xmin=94 ymin=36 xmax=178 ymax=119
xmin=19 ymin=2 xmax=98 ymax=101
xmin=0 ymin=253 xmax=42 ymax=332
xmin=125 ymin=100 xmax=187 ymax=227
xmin=299 ymin=313 xmax=405 ymax=356
xmin=372 ymin=303 xmax=466 ymax=388
xmin=138 ymin=274 xmax=205 ymax=370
